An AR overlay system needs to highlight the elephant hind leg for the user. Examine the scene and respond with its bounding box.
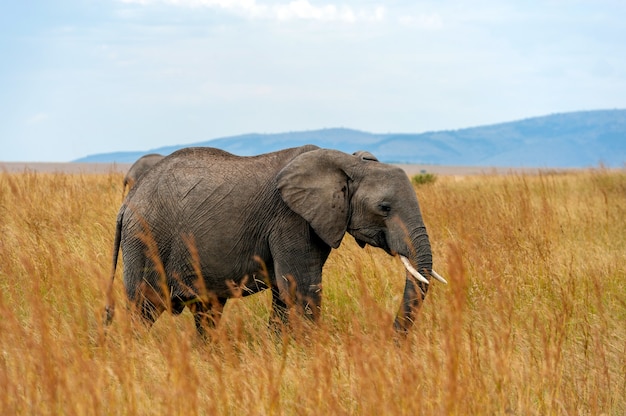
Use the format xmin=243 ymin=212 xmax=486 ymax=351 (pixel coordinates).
xmin=131 ymin=280 xmax=167 ymax=328
xmin=188 ymin=297 xmax=226 ymax=338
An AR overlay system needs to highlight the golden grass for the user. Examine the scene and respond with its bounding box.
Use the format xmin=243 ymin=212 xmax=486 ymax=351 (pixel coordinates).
xmin=0 ymin=168 xmax=624 ymax=415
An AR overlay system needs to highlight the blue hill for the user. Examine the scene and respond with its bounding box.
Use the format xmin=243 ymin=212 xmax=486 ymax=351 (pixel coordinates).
xmin=74 ymin=109 xmax=626 ymax=168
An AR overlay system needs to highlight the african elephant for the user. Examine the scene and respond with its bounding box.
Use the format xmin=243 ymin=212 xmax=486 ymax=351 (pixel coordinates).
xmin=106 ymin=145 xmax=446 ymax=336
xmin=123 ymin=153 xmax=164 ymax=192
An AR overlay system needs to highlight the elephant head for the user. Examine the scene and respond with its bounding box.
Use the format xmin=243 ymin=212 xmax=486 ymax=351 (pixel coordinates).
xmin=123 ymin=153 xmax=165 ymax=192
xmin=277 ymin=149 xmax=446 ymax=332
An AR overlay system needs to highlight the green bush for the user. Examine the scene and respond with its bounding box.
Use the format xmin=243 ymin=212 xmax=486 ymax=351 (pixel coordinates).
xmin=411 ymin=171 xmax=437 ymax=186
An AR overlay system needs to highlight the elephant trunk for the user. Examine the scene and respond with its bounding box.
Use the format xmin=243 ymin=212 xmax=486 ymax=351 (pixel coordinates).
xmin=393 ymin=227 xmax=435 ymax=333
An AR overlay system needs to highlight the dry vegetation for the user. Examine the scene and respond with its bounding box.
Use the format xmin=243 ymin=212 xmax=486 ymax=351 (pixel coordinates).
xmin=0 ymin=168 xmax=625 ymax=415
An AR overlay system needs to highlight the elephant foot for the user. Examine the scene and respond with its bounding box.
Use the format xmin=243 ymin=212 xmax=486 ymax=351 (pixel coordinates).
xmin=188 ymin=297 xmax=226 ymax=340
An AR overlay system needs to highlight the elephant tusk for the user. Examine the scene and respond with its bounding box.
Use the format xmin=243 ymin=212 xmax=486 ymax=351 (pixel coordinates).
xmin=400 ymin=256 xmax=429 ymax=285
xmin=431 ymin=270 xmax=448 ymax=285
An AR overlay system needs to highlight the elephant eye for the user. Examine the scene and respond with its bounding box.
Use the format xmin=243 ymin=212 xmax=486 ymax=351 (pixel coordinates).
xmin=379 ymin=202 xmax=392 ymax=215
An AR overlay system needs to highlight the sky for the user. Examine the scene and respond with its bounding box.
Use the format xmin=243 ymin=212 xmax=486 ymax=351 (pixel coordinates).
xmin=1 ymin=0 xmax=625 ymax=162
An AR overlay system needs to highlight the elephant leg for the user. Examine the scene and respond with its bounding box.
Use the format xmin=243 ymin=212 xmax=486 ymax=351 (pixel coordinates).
xmin=138 ymin=299 xmax=165 ymax=327
xmin=269 ymin=242 xmax=329 ymax=331
xmin=269 ymin=285 xmax=289 ymax=333
xmin=393 ymin=274 xmax=429 ymax=333
xmin=131 ymin=280 xmax=167 ymax=328
xmin=188 ymin=297 xmax=226 ymax=338
xmin=270 ymin=273 xmax=323 ymax=334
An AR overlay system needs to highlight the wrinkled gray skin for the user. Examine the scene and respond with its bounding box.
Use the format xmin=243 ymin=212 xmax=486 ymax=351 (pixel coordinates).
xmin=107 ymin=145 xmax=434 ymax=336
xmin=123 ymin=153 xmax=165 ymax=191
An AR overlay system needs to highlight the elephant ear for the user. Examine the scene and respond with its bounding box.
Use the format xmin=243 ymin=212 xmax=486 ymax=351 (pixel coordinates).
xmin=277 ymin=149 xmax=353 ymax=249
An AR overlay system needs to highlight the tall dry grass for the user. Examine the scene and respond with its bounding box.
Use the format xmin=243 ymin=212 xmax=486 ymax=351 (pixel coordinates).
xmin=0 ymin=168 xmax=624 ymax=415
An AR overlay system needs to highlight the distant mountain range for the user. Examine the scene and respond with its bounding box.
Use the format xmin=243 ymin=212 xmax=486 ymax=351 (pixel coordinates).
xmin=75 ymin=109 xmax=626 ymax=167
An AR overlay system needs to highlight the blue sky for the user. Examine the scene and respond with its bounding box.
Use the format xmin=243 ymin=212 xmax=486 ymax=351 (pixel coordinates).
xmin=1 ymin=0 xmax=625 ymax=162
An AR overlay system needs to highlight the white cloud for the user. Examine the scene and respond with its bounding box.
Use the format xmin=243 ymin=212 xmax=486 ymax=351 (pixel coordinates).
xmin=119 ymin=0 xmax=385 ymax=22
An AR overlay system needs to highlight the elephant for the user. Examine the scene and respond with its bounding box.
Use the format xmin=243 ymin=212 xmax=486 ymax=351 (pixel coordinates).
xmin=123 ymin=153 xmax=164 ymax=192
xmin=105 ymin=145 xmax=446 ymax=336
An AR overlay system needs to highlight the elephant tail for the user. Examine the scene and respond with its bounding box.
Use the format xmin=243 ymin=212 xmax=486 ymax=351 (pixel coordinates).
xmin=105 ymin=209 xmax=123 ymax=326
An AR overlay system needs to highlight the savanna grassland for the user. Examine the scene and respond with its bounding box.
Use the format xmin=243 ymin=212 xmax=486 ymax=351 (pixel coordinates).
xmin=0 ymin=167 xmax=624 ymax=415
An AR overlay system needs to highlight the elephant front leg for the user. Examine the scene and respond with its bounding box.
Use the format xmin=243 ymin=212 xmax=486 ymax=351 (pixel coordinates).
xmin=269 ymin=239 xmax=329 ymax=332
xmin=269 ymin=285 xmax=289 ymax=334
xmin=270 ymin=273 xmax=323 ymax=333
xmin=188 ymin=296 xmax=226 ymax=339
xmin=281 ymin=276 xmax=321 ymax=322
xmin=393 ymin=273 xmax=429 ymax=333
